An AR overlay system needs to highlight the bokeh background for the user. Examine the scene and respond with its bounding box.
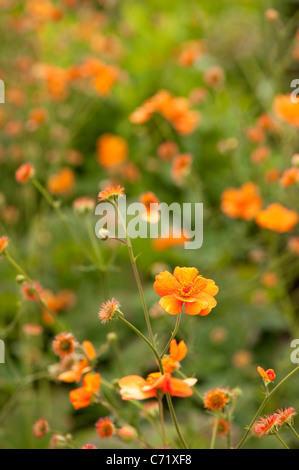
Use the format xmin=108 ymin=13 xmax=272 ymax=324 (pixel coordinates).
xmin=0 ymin=0 xmax=299 ymax=449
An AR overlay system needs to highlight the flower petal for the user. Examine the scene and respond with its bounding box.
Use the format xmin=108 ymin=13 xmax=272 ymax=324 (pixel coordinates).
xmin=154 ymin=271 xmax=180 ymax=297
xmin=159 ymin=295 xmax=183 ymax=315
xmin=173 ymin=267 xmax=199 ymax=284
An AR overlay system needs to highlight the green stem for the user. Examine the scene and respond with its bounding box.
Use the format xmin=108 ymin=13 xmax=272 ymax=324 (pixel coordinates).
xmin=158 ymin=395 xmax=167 ymax=446
xmin=236 ymin=366 xmax=299 ymax=449
xmin=288 ymin=424 xmax=299 ymax=441
xmin=210 ymin=417 xmax=219 ymax=449
xmin=160 ymin=312 xmax=181 ymax=358
xmin=274 ymin=433 xmax=290 ymax=449
xmin=165 ymin=393 xmax=188 ymax=449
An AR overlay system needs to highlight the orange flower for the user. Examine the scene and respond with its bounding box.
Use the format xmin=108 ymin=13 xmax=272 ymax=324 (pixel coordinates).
xmin=204 ymin=388 xmax=229 ymax=411
xmin=95 ymin=417 xmax=115 ymax=438
xmin=58 ymin=357 xmax=90 ymax=383
xmin=178 ymin=40 xmax=206 ymax=67
xmin=288 ymin=236 xmax=299 ymax=255
xmin=246 ymin=126 xmax=265 ymax=143
xmin=140 ymin=192 xmax=160 ymax=223
xmin=280 ymin=167 xmax=299 ymax=187
xmin=157 ymin=141 xmax=178 ymax=161
xmin=69 ymin=373 xmax=101 ymax=410
xmin=261 ymin=272 xmax=278 ymax=288
xmin=98 ymin=298 xmax=121 ymax=324
xmin=82 ymin=341 xmax=96 ymax=361
xmin=172 ymin=154 xmax=193 ymax=184
xmin=221 ymin=183 xmax=263 ymax=220
xmin=47 ymin=167 xmax=75 ymax=195
xmin=250 ymin=146 xmax=271 ymax=164
xmin=273 ymin=94 xmax=299 ymax=126
xmin=21 ymin=281 xmax=43 ymax=301
xmin=98 ymin=185 xmax=125 ymax=201
xmin=52 ymin=332 xmax=78 ymax=358
xmin=96 ymin=134 xmax=128 ymax=168
xmin=276 ymin=407 xmax=296 ymax=426
xmin=212 ymin=418 xmax=230 ymax=436
xmin=161 ymin=339 xmax=187 ymax=374
xmin=15 ymin=163 xmax=35 ymax=183
xmin=119 ymin=373 xmax=197 ymax=400
xmin=32 ymin=419 xmax=49 ymax=438
xmin=255 ymin=203 xmax=298 ymax=233
xmin=154 ymin=266 xmax=219 ymax=316
xmin=152 ymin=230 xmax=191 ymax=251
xmin=257 ymin=366 xmax=276 ymax=383
xmin=265 ymin=168 xmax=281 ymax=184
xmin=0 ymin=236 xmax=9 ymax=254
xmin=253 ymin=413 xmax=278 ymax=438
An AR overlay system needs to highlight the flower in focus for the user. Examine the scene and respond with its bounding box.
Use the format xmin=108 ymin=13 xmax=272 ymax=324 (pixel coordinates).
xmin=273 ymin=94 xmax=299 ymax=127
xmin=119 ymin=373 xmax=197 ymax=400
xmin=255 ymin=203 xmax=298 ymax=232
xmin=212 ymin=418 xmax=230 ymax=436
xmin=69 ymin=373 xmax=101 ymax=410
xmin=154 ymin=266 xmax=219 ymax=316
xmin=32 ymin=419 xmax=49 ymax=438
xmin=0 ymin=236 xmax=9 ymax=254
xmin=96 ymin=134 xmax=128 ymax=169
xmin=47 ymin=167 xmax=75 ymax=195
xmin=276 ymin=407 xmax=296 ymax=426
xmin=98 ymin=298 xmax=121 ymax=324
xmin=204 ymin=388 xmax=229 ymax=411
xmin=253 ymin=413 xmax=278 ymax=438
xmin=52 ymin=332 xmax=78 ymax=358
xmin=257 ymin=366 xmax=276 ymax=384
xmin=221 ymin=183 xmax=263 ymax=220
xmin=161 ymin=339 xmax=187 ymax=374
xmin=98 ymin=185 xmax=125 ymax=201
xmin=140 ymin=192 xmax=160 ymax=223
xmin=95 ymin=417 xmax=115 ymax=438
xmin=15 ymin=163 xmax=35 ymax=183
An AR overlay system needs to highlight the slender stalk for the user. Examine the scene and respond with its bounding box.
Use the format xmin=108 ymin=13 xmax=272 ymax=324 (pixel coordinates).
xmin=288 ymin=424 xmax=299 ymax=441
xmin=158 ymin=395 xmax=167 ymax=446
xmin=210 ymin=417 xmax=219 ymax=449
xmin=160 ymin=312 xmax=181 ymax=358
xmin=274 ymin=433 xmax=290 ymax=449
xmin=165 ymin=394 xmax=188 ymax=449
xmin=236 ymin=366 xmax=299 ymax=449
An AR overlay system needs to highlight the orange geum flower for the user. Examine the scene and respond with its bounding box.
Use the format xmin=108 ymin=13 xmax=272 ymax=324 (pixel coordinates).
xmin=32 ymin=419 xmax=49 ymax=438
xmin=280 ymin=167 xmax=299 ymax=187
xmin=47 ymin=167 xmax=75 ymax=195
xmin=204 ymin=388 xmax=229 ymax=411
xmin=58 ymin=357 xmax=90 ymax=383
xmin=52 ymin=332 xmax=78 ymax=358
xmin=21 ymin=281 xmax=43 ymax=301
xmin=98 ymin=185 xmax=125 ymax=201
xmin=161 ymin=339 xmax=187 ymax=374
xmin=154 ymin=266 xmax=218 ymax=316
xmin=255 ymin=203 xmax=298 ymax=233
xmin=96 ymin=134 xmax=128 ymax=169
xmin=15 ymin=163 xmax=35 ymax=183
xmin=99 ymin=298 xmax=121 ymax=324
xmin=221 ymin=182 xmax=263 ymax=220
xmin=140 ymin=192 xmax=160 ymax=223
xmin=0 ymin=236 xmax=9 ymax=254
xmin=257 ymin=366 xmax=276 ymax=383
xmin=69 ymin=373 xmax=101 ymax=410
xmin=253 ymin=413 xmax=278 ymax=438
xmin=119 ymin=373 xmax=197 ymax=400
xmin=95 ymin=417 xmax=115 ymax=438
xmin=276 ymin=407 xmax=297 ymax=426
xmin=273 ymin=94 xmax=299 ymax=127
xmin=212 ymin=418 xmax=230 ymax=436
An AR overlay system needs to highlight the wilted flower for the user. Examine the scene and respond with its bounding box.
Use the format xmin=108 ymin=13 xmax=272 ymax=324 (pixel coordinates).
xmin=98 ymin=298 xmax=121 ymax=324
xmin=33 ymin=419 xmax=49 ymax=438
xmin=253 ymin=413 xmax=278 ymax=438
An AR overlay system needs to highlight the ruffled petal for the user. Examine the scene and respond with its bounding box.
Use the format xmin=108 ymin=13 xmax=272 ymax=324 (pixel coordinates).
xmin=173 ymin=266 xmax=199 ymax=284
xmin=154 ymin=271 xmax=180 ymax=297
xmin=159 ymin=295 xmax=183 ymax=315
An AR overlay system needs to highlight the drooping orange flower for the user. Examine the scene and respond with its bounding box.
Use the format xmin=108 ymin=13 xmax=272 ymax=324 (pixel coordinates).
xmin=273 ymin=94 xmax=299 ymax=127
xmin=0 ymin=236 xmax=9 ymax=254
xmin=15 ymin=163 xmax=35 ymax=183
xmin=140 ymin=192 xmax=160 ymax=223
xmin=58 ymin=357 xmax=90 ymax=383
xmin=95 ymin=418 xmax=115 ymax=438
xmin=119 ymin=373 xmax=197 ymax=400
xmin=47 ymin=167 xmax=75 ymax=195
xmin=221 ymin=183 xmax=263 ymax=220
xmin=204 ymin=388 xmax=229 ymax=411
xmin=96 ymin=134 xmax=128 ymax=168
xmin=257 ymin=366 xmax=276 ymax=383
xmin=161 ymin=339 xmax=187 ymax=374
xmin=253 ymin=413 xmax=278 ymax=438
xmin=69 ymin=373 xmax=101 ymax=410
xmin=280 ymin=167 xmax=299 ymax=187
xmin=212 ymin=418 xmax=230 ymax=436
xmin=98 ymin=185 xmax=125 ymax=201
xmin=52 ymin=332 xmax=78 ymax=358
xmin=255 ymin=203 xmax=298 ymax=233
xmin=154 ymin=267 xmax=218 ymax=316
